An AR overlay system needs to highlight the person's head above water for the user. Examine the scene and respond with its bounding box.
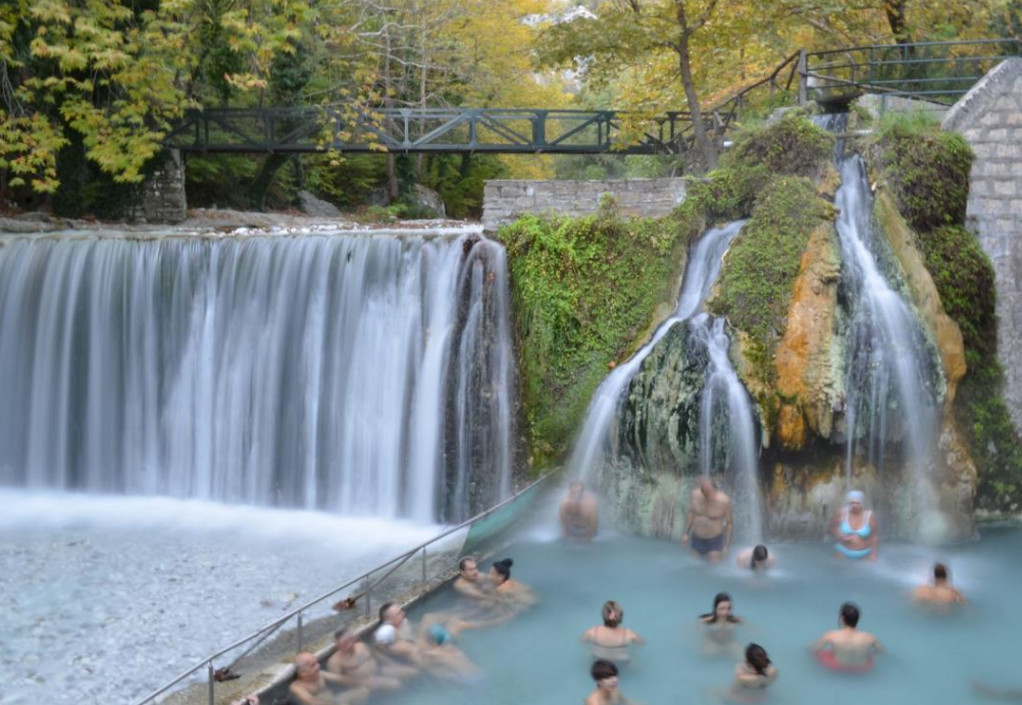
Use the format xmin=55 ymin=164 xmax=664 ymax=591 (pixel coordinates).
xmin=839 ymin=601 xmax=860 ymax=628
xmin=751 ymin=545 xmax=769 ymax=569
xmin=491 ymin=558 xmax=513 ymax=583
xmin=745 ymin=643 xmax=771 ymax=675
xmin=601 ymin=600 xmax=624 ymax=628
xmin=590 ymin=659 xmax=619 ymax=685
xmin=293 ymin=652 xmax=319 ymax=680
xmin=379 ymin=601 xmax=405 ymax=626
xmin=846 ymin=490 xmax=865 ymax=512
xmin=699 ymin=477 xmax=717 ymax=499
xmin=334 ymin=627 xmax=357 ymax=651
xmin=458 ymin=556 xmax=479 ymax=579
xmin=934 ymin=562 xmax=949 ymax=582
xmin=568 ymin=480 xmax=585 ymax=501
xmin=702 ymin=592 xmax=738 ymax=623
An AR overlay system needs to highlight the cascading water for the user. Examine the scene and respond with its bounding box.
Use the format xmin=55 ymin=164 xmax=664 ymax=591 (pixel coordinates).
xmin=0 ymin=230 xmax=514 ymax=523
xmin=567 ymin=221 xmax=763 ymax=542
xmin=822 ymin=115 xmax=945 ymax=538
xmin=568 ymin=222 xmax=746 ymax=480
xmin=692 ymin=313 xmax=763 ymax=544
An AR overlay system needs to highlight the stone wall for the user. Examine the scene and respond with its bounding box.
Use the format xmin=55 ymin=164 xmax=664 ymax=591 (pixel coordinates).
xmin=943 ymin=58 xmax=1022 ymax=433
xmin=141 ymin=149 xmax=187 ymax=223
xmin=481 ymin=178 xmax=687 ymax=232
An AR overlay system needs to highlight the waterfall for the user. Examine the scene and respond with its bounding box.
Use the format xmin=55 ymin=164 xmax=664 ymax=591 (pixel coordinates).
xmin=822 ymin=115 xmax=945 ymax=538
xmin=567 ymin=221 xmax=762 ymax=540
xmin=692 ymin=314 xmax=763 ymax=544
xmin=0 ymin=230 xmax=514 ymax=523
xmin=568 ymin=221 xmax=746 ymax=481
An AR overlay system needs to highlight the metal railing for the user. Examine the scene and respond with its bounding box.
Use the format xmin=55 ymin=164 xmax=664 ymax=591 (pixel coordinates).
xmin=162 ymin=38 xmax=1021 ymax=158
xmin=132 ymin=472 xmax=552 ymax=705
xmin=804 ymin=38 xmax=1022 ymax=105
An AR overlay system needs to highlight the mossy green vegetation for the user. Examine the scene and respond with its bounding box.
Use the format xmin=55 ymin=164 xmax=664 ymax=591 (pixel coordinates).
xmin=873 ymin=112 xmax=972 ymax=232
xmin=721 ymin=111 xmax=835 ymax=180
xmin=705 ymin=114 xmax=835 ymax=381
xmin=707 ymin=177 xmax=831 ymax=346
xmin=501 ymin=114 xmax=836 ymax=469
xmin=499 ymin=202 xmax=705 ymax=469
xmin=875 ymin=115 xmax=1022 ymax=510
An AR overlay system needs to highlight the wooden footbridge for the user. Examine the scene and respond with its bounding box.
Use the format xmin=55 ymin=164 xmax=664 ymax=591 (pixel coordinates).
xmin=165 ymin=39 xmax=1020 ymax=157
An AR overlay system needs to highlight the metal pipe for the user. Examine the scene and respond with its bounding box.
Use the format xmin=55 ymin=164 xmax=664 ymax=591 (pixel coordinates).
xmin=207 ymin=661 xmax=214 ymax=705
xmin=297 ymin=612 xmax=304 ymax=653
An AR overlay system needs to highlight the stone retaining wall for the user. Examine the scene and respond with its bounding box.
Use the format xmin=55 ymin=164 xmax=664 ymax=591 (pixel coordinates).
xmin=943 ymin=58 xmax=1022 ymax=432
xmin=482 ymin=178 xmax=687 ymax=232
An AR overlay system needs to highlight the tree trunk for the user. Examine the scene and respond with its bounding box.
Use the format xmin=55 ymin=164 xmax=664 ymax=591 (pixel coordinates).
xmin=676 ymin=30 xmax=717 ymax=172
xmin=247 ymin=153 xmax=289 ymax=211
xmin=884 ymin=0 xmax=909 ymax=43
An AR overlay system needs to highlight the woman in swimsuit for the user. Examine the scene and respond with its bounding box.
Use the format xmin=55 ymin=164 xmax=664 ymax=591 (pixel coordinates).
xmin=831 ymin=490 xmax=878 ymax=561
xmin=699 ymin=592 xmax=743 ymax=656
xmin=581 ymin=601 xmax=645 ymax=662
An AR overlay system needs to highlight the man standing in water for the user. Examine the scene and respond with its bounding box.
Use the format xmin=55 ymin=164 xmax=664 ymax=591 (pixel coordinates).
xmin=812 ymin=602 xmax=884 ymax=672
xmin=681 ymin=477 xmax=733 ymax=561
xmin=559 ymin=480 xmax=599 ymax=541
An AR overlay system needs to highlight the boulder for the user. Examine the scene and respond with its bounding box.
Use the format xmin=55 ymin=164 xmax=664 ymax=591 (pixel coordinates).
xmin=297 ymin=190 xmax=342 ymax=218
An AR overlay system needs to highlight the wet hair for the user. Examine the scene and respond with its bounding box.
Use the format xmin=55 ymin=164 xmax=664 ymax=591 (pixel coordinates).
xmin=602 ymin=600 xmax=623 ymax=628
xmin=934 ymin=563 xmax=948 ymax=581
xmin=840 ymin=602 xmax=860 ymax=628
xmin=334 ymin=627 xmax=349 ymax=640
xmin=745 ymin=643 xmax=771 ymax=676
xmin=378 ymin=602 xmax=396 ymax=623
xmin=458 ymin=556 xmax=476 ymax=572
xmin=751 ymin=545 xmax=769 ymax=568
xmin=701 ymin=592 xmax=739 ymax=623
xmin=591 ymin=659 xmax=618 ymax=682
xmin=492 ymin=558 xmax=513 ymax=581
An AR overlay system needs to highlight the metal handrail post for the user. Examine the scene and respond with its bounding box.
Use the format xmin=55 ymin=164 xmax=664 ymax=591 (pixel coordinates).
xmin=421 ymin=546 xmax=427 ymax=587
xmin=207 ymin=661 xmax=215 ymax=705
xmin=297 ymin=612 xmax=304 ymax=653
xmin=364 ymin=574 xmax=372 ymax=619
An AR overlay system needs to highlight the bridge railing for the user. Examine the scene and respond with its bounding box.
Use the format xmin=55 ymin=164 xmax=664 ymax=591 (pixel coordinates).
xmin=130 ymin=473 xmax=552 ymax=705
xmin=166 ymin=106 xmax=703 ymax=155
xmin=804 ymin=38 xmax=1022 ymax=105
xmin=164 ymin=38 xmax=1021 ymax=157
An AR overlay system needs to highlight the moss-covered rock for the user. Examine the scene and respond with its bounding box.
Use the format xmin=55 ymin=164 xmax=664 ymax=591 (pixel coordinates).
xmin=870 ymin=114 xmax=1022 ymax=512
xmin=872 ymin=115 xmax=972 ymax=232
xmin=721 ymin=111 xmax=835 ymax=181
xmin=498 ymin=204 xmax=704 ymax=469
xmin=706 ymin=176 xmax=834 ymax=361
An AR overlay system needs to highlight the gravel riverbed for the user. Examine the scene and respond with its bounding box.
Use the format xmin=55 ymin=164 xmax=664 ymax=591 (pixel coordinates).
xmin=0 ymin=491 xmax=440 ymax=705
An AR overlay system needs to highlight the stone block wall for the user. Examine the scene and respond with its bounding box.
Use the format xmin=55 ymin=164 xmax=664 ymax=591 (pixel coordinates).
xmin=943 ymin=58 xmax=1022 ymax=432
xmin=141 ymin=149 xmax=187 ymax=223
xmin=481 ymin=178 xmax=687 ymax=232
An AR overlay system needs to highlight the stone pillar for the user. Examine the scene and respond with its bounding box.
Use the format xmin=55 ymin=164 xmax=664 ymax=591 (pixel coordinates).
xmin=943 ymin=59 xmax=1022 ymax=433
xmin=141 ymin=148 xmax=187 ymax=223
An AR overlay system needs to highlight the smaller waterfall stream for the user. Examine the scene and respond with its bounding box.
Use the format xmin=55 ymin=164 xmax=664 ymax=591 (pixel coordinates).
xmin=822 ymin=114 xmax=945 ymax=538
xmin=693 ymin=314 xmax=763 ymax=543
xmin=568 ymin=222 xmax=745 ymax=480
xmin=568 ymin=221 xmax=763 ymax=542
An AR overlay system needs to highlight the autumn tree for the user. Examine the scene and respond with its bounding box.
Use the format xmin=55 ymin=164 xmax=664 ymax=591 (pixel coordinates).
xmin=542 ymin=0 xmax=788 ymax=172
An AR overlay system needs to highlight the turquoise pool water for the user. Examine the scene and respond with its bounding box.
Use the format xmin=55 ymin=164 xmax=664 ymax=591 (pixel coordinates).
xmin=376 ymin=519 xmax=1021 ymax=705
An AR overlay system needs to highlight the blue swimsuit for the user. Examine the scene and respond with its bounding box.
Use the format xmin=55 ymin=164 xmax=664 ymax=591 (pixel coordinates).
xmin=835 ymin=509 xmax=872 ymax=559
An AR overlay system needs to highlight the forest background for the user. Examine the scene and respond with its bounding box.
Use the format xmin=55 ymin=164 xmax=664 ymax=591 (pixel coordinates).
xmin=2 ymin=0 xmax=1021 ymax=220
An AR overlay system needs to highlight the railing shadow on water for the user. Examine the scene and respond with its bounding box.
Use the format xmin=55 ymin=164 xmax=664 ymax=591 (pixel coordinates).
xmin=132 ymin=473 xmax=553 ymax=705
